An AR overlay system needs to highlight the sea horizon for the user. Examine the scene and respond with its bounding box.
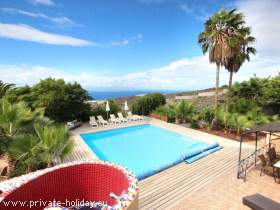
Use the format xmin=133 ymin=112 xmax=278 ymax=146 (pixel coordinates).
xmin=88 ymin=90 xmax=178 ymax=100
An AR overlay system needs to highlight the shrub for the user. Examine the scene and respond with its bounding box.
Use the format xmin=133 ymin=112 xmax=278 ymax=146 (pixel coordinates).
xmin=175 ymin=100 xmax=197 ymax=124
xmin=107 ymin=100 xmax=121 ymax=115
xmin=264 ymin=73 xmax=280 ymax=106
xmin=229 ymin=98 xmax=259 ymax=114
xmin=0 ymin=100 xmax=73 ymax=176
xmin=216 ymin=107 xmax=231 ymax=131
xmin=199 ymin=106 xmax=216 ymax=130
xmin=153 ymin=105 xmax=176 ymax=122
xmin=132 ymin=93 xmax=166 ymax=115
xmin=231 ymin=76 xmax=267 ymax=104
xmin=228 ymin=113 xmax=253 ymax=135
xmin=5 ymin=78 xmax=92 ymax=122
xmin=91 ymin=100 xmax=121 ymax=120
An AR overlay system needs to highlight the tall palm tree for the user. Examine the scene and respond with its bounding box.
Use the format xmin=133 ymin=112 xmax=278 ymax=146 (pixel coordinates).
xmin=225 ymin=35 xmax=256 ymax=96
xmin=0 ymin=81 xmax=14 ymax=99
xmin=198 ymin=9 xmax=248 ymax=108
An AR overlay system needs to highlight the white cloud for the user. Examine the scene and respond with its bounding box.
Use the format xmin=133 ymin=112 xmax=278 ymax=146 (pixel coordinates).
xmin=110 ymin=39 xmax=129 ymax=46
xmin=0 ymin=0 xmax=279 ymax=91
xmin=0 ymin=55 xmax=278 ymax=91
xmin=109 ymin=33 xmax=142 ymax=46
xmin=0 ymin=8 xmax=81 ymax=27
xmin=179 ymin=3 xmax=209 ymax=21
xmin=236 ymin=0 xmax=280 ymax=55
xmin=180 ymin=4 xmax=192 ymax=14
xmin=0 ymin=23 xmax=94 ymax=46
xmin=29 ymin=0 xmax=55 ymax=6
xmin=0 ymin=22 xmax=141 ymax=47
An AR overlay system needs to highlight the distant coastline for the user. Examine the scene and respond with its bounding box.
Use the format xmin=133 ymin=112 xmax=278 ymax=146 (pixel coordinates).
xmin=88 ymin=90 xmax=177 ymax=100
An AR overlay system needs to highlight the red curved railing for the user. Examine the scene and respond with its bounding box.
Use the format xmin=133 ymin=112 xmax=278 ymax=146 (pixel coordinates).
xmin=0 ymin=161 xmax=138 ymax=210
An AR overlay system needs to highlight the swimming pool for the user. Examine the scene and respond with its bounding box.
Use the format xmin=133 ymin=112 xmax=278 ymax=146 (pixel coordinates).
xmin=81 ymin=124 xmax=222 ymax=180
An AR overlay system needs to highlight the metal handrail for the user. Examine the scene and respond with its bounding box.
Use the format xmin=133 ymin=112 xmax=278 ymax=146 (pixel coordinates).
xmin=237 ymin=143 xmax=273 ymax=181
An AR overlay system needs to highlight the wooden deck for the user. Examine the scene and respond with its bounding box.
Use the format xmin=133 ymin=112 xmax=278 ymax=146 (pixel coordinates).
xmin=55 ymin=134 xmax=97 ymax=164
xmin=138 ymin=147 xmax=253 ymax=210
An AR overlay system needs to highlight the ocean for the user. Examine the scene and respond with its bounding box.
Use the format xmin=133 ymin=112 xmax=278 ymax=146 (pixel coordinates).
xmin=88 ymin=90 xmax=176 ymax=100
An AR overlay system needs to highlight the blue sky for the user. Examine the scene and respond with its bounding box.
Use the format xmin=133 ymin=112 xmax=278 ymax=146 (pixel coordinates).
xmin=0 ymin=0 xmax=279 ymax=90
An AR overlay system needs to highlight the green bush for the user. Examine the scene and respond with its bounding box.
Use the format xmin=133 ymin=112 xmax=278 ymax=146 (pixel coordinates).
xmin=132 ymin=93 xmax=166 ymax=115
xmin=229 ymin=98 xmax=259 ymax=114
xmin=264 ymin=73 xmax=280 ymax=105
xmin=0 ymin=99 xmax=73 ymax=176
xmin=154 ymin=105 xmax=176 ymax=122
xmin=228 ymin=113 xmax=252 ymax=135
xmin=107 ymin=100 xmax=121 ymax=115
xmin=199 ymin=106 xmax=216 ymax=130
xmin=216 ymin=107 xmax=231 ymax=131
xmin=216 ymin=106 xmax=278 ymax=134
xmin=5 ymin=78 xmax=92 ymax=122
xmin=231 ymin=76 xmax=267 ymax=104
xmin=175 ymin=100 xmax=197 ymax=124
xmin=91 ymin=100 xmax=121 ymax=120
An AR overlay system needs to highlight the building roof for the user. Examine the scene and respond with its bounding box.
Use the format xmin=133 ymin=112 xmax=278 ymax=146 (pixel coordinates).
xmin=242 ymin=120 xmax=280 ymax=135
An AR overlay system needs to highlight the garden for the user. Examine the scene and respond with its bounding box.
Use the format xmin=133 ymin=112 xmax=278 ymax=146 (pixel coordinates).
xmin=132 ymin=74 xmax=280 ymax=140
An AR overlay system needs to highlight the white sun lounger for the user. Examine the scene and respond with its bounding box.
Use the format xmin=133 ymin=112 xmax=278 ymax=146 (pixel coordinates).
xmin=97 ymin=115 xmax=108 ymax=126
xmin=109 ymin=114 xmax=120 ymax=124
xmin=89 ymin=116 xmax=98 ymax=127
xmin=127 ymin=111 xmax=143 ymax=121
xmin=117 ymin=112 xmax=128 ymax=122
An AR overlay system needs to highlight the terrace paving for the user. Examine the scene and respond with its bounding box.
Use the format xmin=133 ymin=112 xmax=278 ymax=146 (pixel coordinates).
xmin=172 ymin=166 xmax=280 ymax=210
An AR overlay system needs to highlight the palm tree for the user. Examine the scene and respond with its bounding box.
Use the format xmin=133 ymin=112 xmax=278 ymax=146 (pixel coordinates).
xmin=0 ymin=81 xmax=14 ymax=99
xmin=9 ymin=134 xmax=45 ymax=174
xmin=34 ymin=124 xmax=73 ymax=167
xmin=222 ymin=11 xmax=256 ymax=108
xmin=198 ymin=9 xmax=252 ymax=108
xmin=0 ymin=100 xmax=42 ymax=138
xmin=175 ymin=100 xmax=197 ymax=124
xmin=199 ymin=106 xmax=216 ymax=130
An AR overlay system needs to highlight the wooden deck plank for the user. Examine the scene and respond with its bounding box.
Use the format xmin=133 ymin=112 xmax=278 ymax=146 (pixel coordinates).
xmin=140 ymin=147 xmax=234 ymax=188
xmin=140 ymin=153 xmax=238 ymax=208
xmin=138 ymin=147 xmax=253 ymax=210
xmin=140 ymin=150 xmax=236 ymax=199
xmin=139 ymin=149 xmax=238 ymax=202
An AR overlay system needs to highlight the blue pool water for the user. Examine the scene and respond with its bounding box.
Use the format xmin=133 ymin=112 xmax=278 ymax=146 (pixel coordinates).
xmin=81 ymin=124 xmax=221 ymax=180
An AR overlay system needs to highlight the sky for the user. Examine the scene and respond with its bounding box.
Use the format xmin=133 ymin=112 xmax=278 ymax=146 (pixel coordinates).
xmin=0 ymin=0 xmax=279 ymax=91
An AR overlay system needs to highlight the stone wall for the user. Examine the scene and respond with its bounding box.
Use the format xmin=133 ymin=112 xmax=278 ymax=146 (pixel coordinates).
xmin=169 ymin=88 xmax=228 ymax=109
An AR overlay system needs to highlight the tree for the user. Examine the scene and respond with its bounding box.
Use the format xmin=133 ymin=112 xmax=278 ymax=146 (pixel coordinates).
xmin=199 ymin=106 xmax=216 ymax=130
xmin=231 ymin=76 xmax=267 ymax=104
xmin=0 ymin=99 xmax=73 ymax=176
xmin=199 ymin=9 xmax=236 ymax=108
xmin=175 ymin=100 xmax=197 ymax=124
xmin=9 ymin=134 xmax=46 ymax=175
xmin=228 ymin=113 xmax=251 ymax=136
xmin=264 ymin=73 xmax=280 ymax=105
xmin=222 ymin=10 xmax=256 ymax=108
xmin=0 ymin=81 xmax=14 ymax=99
xmin=0 ymin=100 xmax=43 ymax=138
xmin=34 ymin=124 xmax=73 ymax=167
xmin=132 ymin=93 xmax=166 ymax=115
xmin=5 ymin=78 xmax=92 ymax=122
xmin=108 ymin=100 xmax=121 ymax=115
xmin=216 ymin=107 xmax=231 ymax=132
